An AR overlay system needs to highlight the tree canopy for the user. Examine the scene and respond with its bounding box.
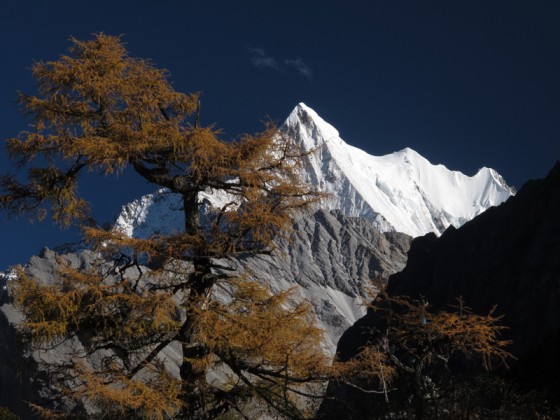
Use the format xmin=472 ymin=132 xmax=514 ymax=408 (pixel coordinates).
xmin=1 ymin=33 xmax=332 ymax=419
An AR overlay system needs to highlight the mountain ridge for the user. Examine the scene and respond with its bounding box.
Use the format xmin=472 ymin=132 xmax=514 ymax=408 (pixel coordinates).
xmin=113 ymin=103 xmax=514 ymax=240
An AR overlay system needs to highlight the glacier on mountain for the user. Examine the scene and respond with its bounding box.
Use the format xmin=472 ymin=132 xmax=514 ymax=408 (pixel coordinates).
xmin=114 ymin=103 xmax=514 ymax=239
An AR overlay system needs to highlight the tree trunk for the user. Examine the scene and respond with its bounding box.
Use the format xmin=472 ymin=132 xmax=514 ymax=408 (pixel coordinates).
xmin=183 ymin=191 xmax=200 ymax=235
xmin=179 ymin=190 xmax=216 ymax=418
xmin=414 ymin=356 xmax=426 ymax=420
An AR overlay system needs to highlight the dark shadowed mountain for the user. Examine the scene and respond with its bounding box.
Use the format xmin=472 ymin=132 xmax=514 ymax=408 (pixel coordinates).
xmin=320 ymin=162 xmax=560 ymax=418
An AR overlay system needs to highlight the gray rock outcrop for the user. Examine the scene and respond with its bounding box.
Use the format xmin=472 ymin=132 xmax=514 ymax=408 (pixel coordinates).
xmin=0 ymin=209 xmax=411 ymax=416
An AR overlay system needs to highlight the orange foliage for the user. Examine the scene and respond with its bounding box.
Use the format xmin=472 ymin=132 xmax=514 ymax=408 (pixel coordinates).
xmin=2 ymin=33 xmax=331 ymax=419
xmin=371 ymin=293 xmax=513 ymax=371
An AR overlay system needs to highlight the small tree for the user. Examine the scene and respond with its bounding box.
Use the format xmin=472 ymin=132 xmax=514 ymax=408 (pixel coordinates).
xmin=321 ymin=290 xmax=514 ymax=420
xmin=0 ymin=407 xmax=20 ymax=420
xmin=372 ymin=293 xmax=512 ymax=418
xmin=1 ymin=34 xmax=330 ymax=419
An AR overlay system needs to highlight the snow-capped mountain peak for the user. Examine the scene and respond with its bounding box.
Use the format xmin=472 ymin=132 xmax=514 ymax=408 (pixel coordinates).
xmin=282 ymin=103 xmax=514 ymax=237
xmin=114 ymin=103 xmax=514 ymax=239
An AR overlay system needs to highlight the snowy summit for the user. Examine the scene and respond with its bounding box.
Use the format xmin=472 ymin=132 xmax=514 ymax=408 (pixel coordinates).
xmin=114 ymin=103 xmax=514 ymax=239
xmin=284 ymin=103 xmax=514 ymax=237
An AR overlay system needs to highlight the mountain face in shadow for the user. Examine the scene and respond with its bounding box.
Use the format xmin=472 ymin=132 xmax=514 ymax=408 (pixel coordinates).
xmin=320 ymin=162 xmax=560 ymax=418
xmin=388 ymin=162 xmax=560 ymax=364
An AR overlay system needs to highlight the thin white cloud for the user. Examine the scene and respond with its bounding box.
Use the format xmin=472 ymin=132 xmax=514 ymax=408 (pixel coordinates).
xmin=247 ymin=46 xmax=313 ymax=80
xmin=247 ymin=47 xmax=282 ymax=71
xmin=285 ymin=58 xmax=313 ymax=80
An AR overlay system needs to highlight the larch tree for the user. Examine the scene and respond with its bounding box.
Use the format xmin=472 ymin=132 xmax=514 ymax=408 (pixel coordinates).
xmin=0 ymin=34 xmax=334 ymax=419
xmin=371 ymin=293 xmax=513 ymax=418
xmin=319 ymin=288 xmax=514 ymax=419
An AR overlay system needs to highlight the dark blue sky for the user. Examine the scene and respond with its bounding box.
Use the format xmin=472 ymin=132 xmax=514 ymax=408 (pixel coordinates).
xmin=1 ymin=1 xmax=560 ymax=268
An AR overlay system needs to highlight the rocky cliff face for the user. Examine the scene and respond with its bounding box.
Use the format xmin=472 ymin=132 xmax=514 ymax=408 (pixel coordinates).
xmin=321 ymin=162 xmax=560 ymax=417
xmin=0 ymin=209 xmax=411 ymax=416
xmin=241 ymin=209 xmax=411 ymax=351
